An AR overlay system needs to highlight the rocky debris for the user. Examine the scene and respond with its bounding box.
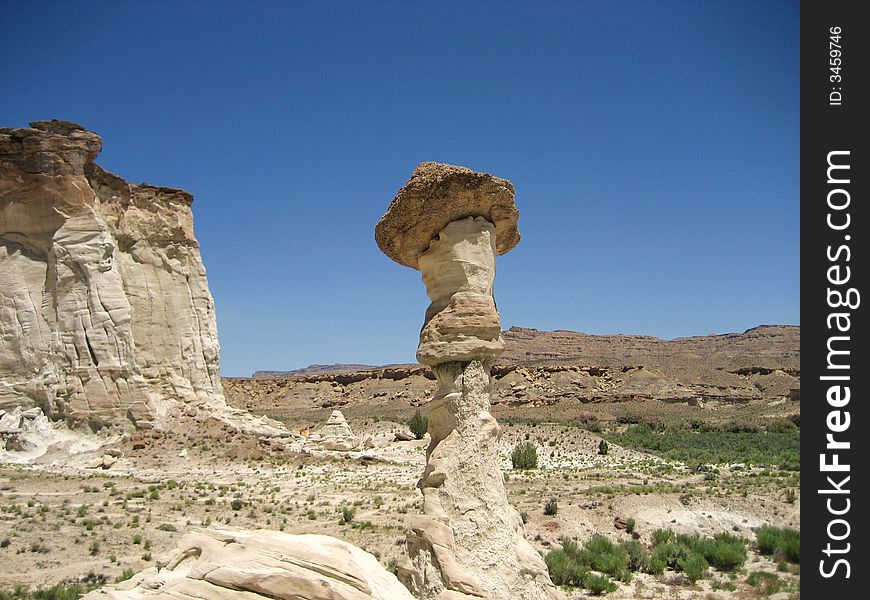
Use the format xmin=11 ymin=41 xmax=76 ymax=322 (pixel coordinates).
xmin=0 ymin=407 xmax=25 ymax=433
xmin=307 ymin=409 xmax=360 ymax=451
xmin=85 ymin=453 xmax=118 ymax=469
xmin=394 ymin=431 xmax=415 ymax=442
xmin=375 ymin=162 xmax=520 ymax=269
xmin=0 ymin=120 xmax=290 ymax=438
xmin=81 ymin=528 xmax=414 ymax=600
xmin=378 ymin=163 xmax=554 ymax=599
xmin=0 ymin=406 xmax=105 ymax=462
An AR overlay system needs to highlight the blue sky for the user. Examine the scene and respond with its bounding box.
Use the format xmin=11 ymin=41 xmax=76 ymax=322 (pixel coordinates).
xmin=1 ymin=0 xmax=799 ymax=376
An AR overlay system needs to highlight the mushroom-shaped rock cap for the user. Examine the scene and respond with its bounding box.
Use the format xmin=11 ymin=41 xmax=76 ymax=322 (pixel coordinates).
xmin=376 ymin=162 xmax=520 ymax=269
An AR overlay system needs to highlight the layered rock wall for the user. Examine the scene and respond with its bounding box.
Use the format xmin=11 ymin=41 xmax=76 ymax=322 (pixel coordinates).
xmin=0 ymin=120 xmax=223 ymax=428
xmin=398 ymin=217 xmax=553 ymax=599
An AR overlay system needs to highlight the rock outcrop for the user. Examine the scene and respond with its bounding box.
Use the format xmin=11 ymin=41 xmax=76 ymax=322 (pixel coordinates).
xmin=0 ymin=120 xmax=269 ymax=433
xmin=82 ymin=528 xmax=414 ymax=600
xmin=377 ymin=163 xmax=555 ymax=599
xmin=307 ymin=409 xmax=360 ymax=451
xmin=0 ymin=406 xmax=104 ymax=463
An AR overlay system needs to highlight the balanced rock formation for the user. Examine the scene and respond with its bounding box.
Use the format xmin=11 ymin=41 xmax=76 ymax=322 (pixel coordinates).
xmin=0 ymin=120 xmax=276 ymax=434
xmin=377 ymin=163 xmax=555 ymax=599
xmin=82 ymin=528 xmax=414 ymax=600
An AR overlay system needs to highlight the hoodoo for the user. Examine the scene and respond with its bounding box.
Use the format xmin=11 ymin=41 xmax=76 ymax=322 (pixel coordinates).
xmin=376 ymin=162 xmax=555 ymax=599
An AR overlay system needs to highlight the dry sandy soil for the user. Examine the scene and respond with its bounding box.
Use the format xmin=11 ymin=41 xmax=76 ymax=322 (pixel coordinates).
xmin=0 ymin=404 xmax=799 ymax=599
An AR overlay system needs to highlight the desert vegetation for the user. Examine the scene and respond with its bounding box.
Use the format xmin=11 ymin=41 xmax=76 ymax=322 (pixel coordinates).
xmin=0 ymin=408 xmax=800 ymax=598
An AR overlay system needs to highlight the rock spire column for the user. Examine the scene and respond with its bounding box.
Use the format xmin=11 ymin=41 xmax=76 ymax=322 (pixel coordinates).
xmin=376 ymin=163 xmax=555 ymax=600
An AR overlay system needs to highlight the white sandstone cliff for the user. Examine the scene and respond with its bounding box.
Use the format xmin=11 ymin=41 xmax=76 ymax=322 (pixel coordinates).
xmin=0 ymin=120 xmax=268 ymax=434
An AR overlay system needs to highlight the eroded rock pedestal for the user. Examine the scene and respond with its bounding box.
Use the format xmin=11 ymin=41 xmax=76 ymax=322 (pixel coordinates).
xmin=377 ymin=164 xmax=554 ymax=599
xmin=307 ymin=409 xmax=361 ymax=451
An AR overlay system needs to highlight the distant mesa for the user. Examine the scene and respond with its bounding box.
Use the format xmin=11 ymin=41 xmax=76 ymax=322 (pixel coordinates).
xmin=249 ymin=325 xmax=800 ymax=377
xmin=253 ymin=364 xmax=381 ymax=378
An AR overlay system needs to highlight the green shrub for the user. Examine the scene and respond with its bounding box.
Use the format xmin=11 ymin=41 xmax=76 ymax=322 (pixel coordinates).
xmin=651 ymin=528 xmax=675 ymax=547
xmin=756 ymin=525 xmax=800 ymax=563
xmin=511 ymin=442 xmax=539 ymax=470
xmin=578 ymin=535 xmax=631 ymax=582
xmin=115 ymin=568 xmax=135 ymax=583
xmin=650 ymin=530 xmax=748 ymax=576
xmin=699 ymin=532 xmax=748 ymax=572
xmin=746 ymin=570 xmax=785 ymax=595
xmin=546 ymin=537 xmax=627 ymax=593
xmin=543 ymin=498 xmax=558 ymax=516
xmin=408 ymin=410 xmax=428 ymax=440
xmin=341 ymin=505 xmax=356 ymax=524
xmin=606 ymin=424 xmax=799 ymax=468
xmin=0 ymin=581 xmax=106 ymax=600
xmin=597 ymin=440 xmax=609 ymax=455
xmin=545 ymin=548 xmax=587 ymax=586
xmin=651 ymin=542 xmax=689 ymax=570
xmin=648 ymin=556 xmax=666 ymax=575
xmin=678 ymin=552 xmax=708 ymax=582
xmin=619 ymin=540 xmax=648 ymax=572
xmin=625 ymin=517 xmax=636 ymax=534
xmin=585 ymin=573 xmax=617 ymax=595
xmin=230 ymin=499 xmax=243 ymax=511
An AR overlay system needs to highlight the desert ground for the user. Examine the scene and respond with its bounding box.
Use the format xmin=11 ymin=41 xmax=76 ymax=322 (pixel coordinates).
xmin=0 ymin=390 xmax=799 ymax=599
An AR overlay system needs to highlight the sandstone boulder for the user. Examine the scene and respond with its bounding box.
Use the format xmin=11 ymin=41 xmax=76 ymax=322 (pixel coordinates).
xmin=82 ymin=528 xmax=414 ymax=600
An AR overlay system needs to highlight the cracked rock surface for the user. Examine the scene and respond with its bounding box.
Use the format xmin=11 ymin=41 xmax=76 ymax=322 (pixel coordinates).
xmin=0 ymin=120 xmax=241 ymax=431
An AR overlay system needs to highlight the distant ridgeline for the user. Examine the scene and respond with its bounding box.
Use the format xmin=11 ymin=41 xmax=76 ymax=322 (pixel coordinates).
xmin=249 ymin=325 xmax=800 ymax=375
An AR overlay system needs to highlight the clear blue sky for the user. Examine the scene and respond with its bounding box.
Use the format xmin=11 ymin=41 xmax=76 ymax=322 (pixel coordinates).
xmin=1 ymin=1 xmax=799 ymax=376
